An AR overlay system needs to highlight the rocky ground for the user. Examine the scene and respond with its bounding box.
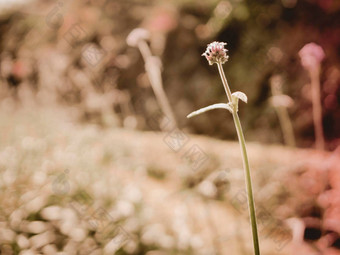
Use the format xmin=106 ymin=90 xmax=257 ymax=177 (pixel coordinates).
xmin=1 ymin=104 xmax=329 ymax=255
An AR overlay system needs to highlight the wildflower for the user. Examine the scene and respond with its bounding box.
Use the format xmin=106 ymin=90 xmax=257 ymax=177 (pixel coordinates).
xmin=188 ymin=42 xmax=260 ymax=254
xmin=202 ymin=41 xmax=229 ymax=65
xmin=299 ymin=43 xmax=325 ymax=72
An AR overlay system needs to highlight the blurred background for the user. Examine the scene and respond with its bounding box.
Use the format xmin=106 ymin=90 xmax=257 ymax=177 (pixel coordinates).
xmin=0 ymin=0 xmax=340 ymax=254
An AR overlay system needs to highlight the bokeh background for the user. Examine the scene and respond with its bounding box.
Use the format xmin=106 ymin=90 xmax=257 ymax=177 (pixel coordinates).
xmin=0 ymin=0 xmax=340 ymax=254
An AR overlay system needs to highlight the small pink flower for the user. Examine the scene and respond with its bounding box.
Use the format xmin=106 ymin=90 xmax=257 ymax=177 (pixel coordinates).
xmin=299 ymin=43 xmax=325 ymax=71
xmin=202 ymin=41 xmax=229 ymax=65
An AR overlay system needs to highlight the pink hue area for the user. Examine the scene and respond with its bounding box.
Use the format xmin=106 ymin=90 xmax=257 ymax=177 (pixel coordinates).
xmin=145 ymin=7 xmax=177 ymax=34
xmin=12 ymin=60 xmax=30 ymax=78
xmin=317 ymin=0 xmax=334 ymax=11
xmin=202 ymin=41 xmax=229 ymax=65
xmin=299 ymin=42 xmax=325 ymax=71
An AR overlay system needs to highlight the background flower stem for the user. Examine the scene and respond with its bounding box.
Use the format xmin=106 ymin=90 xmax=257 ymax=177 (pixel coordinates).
xmin=309 ymin=69 xmax=325 ymax=150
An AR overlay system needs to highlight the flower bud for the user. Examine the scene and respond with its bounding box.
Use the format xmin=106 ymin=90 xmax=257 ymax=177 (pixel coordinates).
xmin=299 ymin=43 xmax=325 ymax=71
xmin=202 ymin=41 xmax=229 ymax=65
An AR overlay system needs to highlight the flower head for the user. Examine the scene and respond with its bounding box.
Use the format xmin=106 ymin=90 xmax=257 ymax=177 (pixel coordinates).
xmin=202 ymin=41 xmax=229 ymax=65
xmin=299 ymin=42 xmax=325 ymax=71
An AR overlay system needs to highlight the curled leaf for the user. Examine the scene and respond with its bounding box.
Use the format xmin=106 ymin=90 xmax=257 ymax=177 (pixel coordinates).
xmin=231 ymin=91 xmax=248 ymax=112
xmin=232 ymin=91 xmax=248 ymax=103
xmin=187 ymin=103 xmax=233 ymax=118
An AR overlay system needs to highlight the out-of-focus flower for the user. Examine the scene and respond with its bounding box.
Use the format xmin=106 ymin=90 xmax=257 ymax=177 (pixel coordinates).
xmin=299 ymin=43 xmax=325 ymax=71
xmin=202 ymin=41 xmax=229 ymax=65
xmin=126 ymin=28 xmax=150 ymax=47
xmin=145 ymin=6 xmax=178 ymax=34
xmin=299 ymin=42 xmax=326 ymax=150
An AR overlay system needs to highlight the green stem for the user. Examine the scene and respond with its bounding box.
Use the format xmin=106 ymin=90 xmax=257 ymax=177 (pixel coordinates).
xmin=217 ymin=63 xmax=260 ymax=255
xmin=232 ymin=111 xmax=260 ymax=255
xmin=217 ymin=62 xmax=233 ymax=103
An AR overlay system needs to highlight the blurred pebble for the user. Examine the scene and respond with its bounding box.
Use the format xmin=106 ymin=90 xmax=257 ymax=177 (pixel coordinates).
xmin=89 ymin=249 xmax=102 ymax=255
xmin=30 ymin=231 xmax=55 ymax=249
xmin=124 ymin=217 xmax=140 ymax=233
xmin=24 ymin=195 xmax=48 ymax=214
xmin=9 ymin=208 xmax=27 ymax=229
xmin=141 ymin=224 xmax=166 ymax=245
xmin=103 ymin=239 xmax=121 ymax=254
xmin=197 ymin=180 xmax=217 ymax=198
xmin=69 ymin=227 xmax=87 ymax=242
xmin=26 ymin=221 xmax=48 ymax=234
xmin=82 ymin=237 xmax=97 ymax=251
xmin=41 ymin=244 xmax=58 ymax=254
xmin=63 ymin=240 xmax=77 ymax=254
xmin=116 ymin=200 xmax=135 ymax=217
xmin=41 ymin=206 xmax=62 ymax=221
xmin=123 ymin=240 xmax=138 ymax=254
xmin=16 ymin=234 xmax=30 ymax=249
xmin=61 ymin=207 xmax=78 ymax=223
xmin=19 ymin=250 xmax=36 ymax=255
xmin=32 ymin=171 xmax=47 ymax=186
xmin=0 ymin=227 xmax=16 ymax=242
xmin=123 ymin=185 xmax=142 ymax=203
xmin=145 ymin=251 xmax=168 ymax=255
xmin=59 ymin=221 xmax=75 ymax=236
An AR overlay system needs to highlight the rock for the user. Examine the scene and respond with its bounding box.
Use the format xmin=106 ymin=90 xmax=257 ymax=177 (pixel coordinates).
xmin=26 ymin=221 xmax=48 ymax=234
xmin=24 ymin=195 xmax=48 ymax=214
xmin=41 ymin=206 xmax=62 ymax=221
xmin=69 ymin=227 xmax=87 ymax=242
xmin=41 ymin=244 xmax=58 ymax=254
xmin=197 ymin=180 xmax=217 ymax=198
xmin=19 ymin=250 xmax=36 ymax=255
xmin=30 ymin=231 xmax=55 ymax=249
xmin=0 ymin=227 xmax=16 ymax=243
xmin=16 ymin=234 xmax=30 ymax=249
xmin=63 ymin=240 xmax=77 ymax=254
xmin=9 ymin=208 xmax=27 ymax=230
xmin=59 ymin=221 xmax=75 ymax=236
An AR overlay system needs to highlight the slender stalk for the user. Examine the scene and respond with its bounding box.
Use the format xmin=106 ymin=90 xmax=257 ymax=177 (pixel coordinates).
xmin=276 ymin=106 xmax=296 ymax=147
xmin=137 ymin=40 xmax=177 ymax=130
xmin=270 ymin=79 xmax=296 ymax=147
xmin=218 ymin=63 xmax=260 ymax=255
xmin=309 ymin=69 xmax=324 ymax=150
xmin=232 ymin=111 xmax=260 ymax=255
xmin=217 ymin=63 xmax=233 ymax=102
xmin=138 ymin=40 xmax=152 ymax=61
